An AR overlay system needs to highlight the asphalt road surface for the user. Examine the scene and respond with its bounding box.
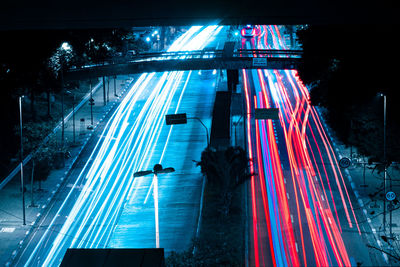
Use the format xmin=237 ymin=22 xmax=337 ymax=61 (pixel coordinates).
xmin=13 ymin=25 xmax=226 ymax=267
xmin=244 ymin=25 xmax=386 ymax=267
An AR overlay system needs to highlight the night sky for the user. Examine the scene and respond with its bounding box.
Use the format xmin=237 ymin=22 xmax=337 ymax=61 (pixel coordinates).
xmin=1 ymin=0 xmax=398 ymax=30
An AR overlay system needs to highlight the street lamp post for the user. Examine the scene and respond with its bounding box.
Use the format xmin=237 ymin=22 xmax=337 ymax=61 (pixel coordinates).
xmin=165 ymin=113 xmax=209 ymax=147
xmin=66 ymin=91 xmax=76 ymax=144
xmin=380 ymin=93 xmax=388 ymax=233
xmin=153 ymin=172 xmax=159 ymax=248
xmin=61 ymin=67 xmax=65 ymax=149
xmin=190 ymin=117 xmax=209 ymax=147
xmin=107 ymin=77 xmax=110 ymax=103
xmin=380 ymin=93 xmax=395 ymax=263
xmin=114 ymin=75 xmax=118 ymax=97
xmin=233 ymin=115 xmax=243 ymax=147
xmin=60 ymin=42 xmax=71 ymax=150
xmin=133 ymin=164 xmax=175 ymax=248
xmin=72 ymin=94 xmax=76 ymax=144
xmin=19 ymin=95 xmax=26 ymax=225
xmin=88 ymin=79 xmax=94 ymax=130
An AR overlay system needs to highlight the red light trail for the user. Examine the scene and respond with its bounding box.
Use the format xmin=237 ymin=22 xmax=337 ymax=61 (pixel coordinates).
xmin=244 ymin=26 xmax=360 ymax=267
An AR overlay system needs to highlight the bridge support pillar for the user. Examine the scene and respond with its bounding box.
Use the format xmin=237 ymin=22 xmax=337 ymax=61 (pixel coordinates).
xmin=227 ymin=69 xmax=239 ymax=93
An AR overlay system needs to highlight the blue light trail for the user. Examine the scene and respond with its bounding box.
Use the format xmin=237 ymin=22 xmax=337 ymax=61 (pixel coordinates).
xmin=24 ymin=25 xmax=223 ymax=267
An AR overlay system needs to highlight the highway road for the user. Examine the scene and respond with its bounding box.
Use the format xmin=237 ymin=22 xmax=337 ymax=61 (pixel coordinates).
xmin=243 ymin=26 xmax=385 ymax=267
xmin=13 ymin=25 xmax=225 ymax=267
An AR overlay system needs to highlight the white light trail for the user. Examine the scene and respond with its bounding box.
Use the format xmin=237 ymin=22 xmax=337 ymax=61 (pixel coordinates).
xmin=25 ymin=25 xmax=223 ymax=267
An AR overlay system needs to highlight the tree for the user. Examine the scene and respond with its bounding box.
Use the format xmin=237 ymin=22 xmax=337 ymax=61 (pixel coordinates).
xmin=0 ymin=28 xmax=134 ymax=177
xmin=166 ymin=146 xmax=250 ymax=266
xmin=16 ymin=121 xmax=60 ymax=201
xmin=196 ymin=146 xmax=252 ymax=216
xmin=296 ymin=25 xmax=400 ymax=163
xmin=31 ymin=140 xmax=59 ymax=191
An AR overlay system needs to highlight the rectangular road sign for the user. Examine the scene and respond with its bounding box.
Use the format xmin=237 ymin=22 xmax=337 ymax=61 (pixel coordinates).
xmin=165 ymin=113 xmax=187 ymax=125
xmin=254 ymin=108 xmax=279 ymax=120
xmin=252 ymin=57 xmax=268 ymax=67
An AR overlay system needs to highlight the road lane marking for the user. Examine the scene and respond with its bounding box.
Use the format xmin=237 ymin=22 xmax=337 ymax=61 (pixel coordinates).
xmin=0 ymin=227 xmax=15 ymax=233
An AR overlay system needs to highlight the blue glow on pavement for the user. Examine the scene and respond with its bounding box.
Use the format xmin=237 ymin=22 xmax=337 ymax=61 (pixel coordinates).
xmin=25 ymin=25 xmax=223 ymax=267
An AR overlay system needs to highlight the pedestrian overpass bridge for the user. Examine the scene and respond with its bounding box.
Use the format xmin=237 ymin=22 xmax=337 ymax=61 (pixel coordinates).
xmin=65 ymin=48 xmax=302 ymax=80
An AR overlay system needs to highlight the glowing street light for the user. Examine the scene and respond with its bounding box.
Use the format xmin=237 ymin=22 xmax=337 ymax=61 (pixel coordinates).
xmin=61 ymin=42 xmax=71 ymax=51
xmin=60 ymin=42 xmax=72 ymax=151
xmin=133 ymin=164 xmax=175 ymax=248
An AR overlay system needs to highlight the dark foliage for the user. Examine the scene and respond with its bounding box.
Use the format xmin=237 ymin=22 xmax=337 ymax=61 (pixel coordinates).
xmin=0 ymin=28 xmax=139 ymax=179
xmin=296 ymin=25 xmax=400 ymax=163
xmin=166 ymin=146 xmax=249 ymax=266
xmin=196 ymin=146 xmax=252 ymax=215
xmin=16 ymin=122 xmax=60 ymax=183
xmin=197 ymin=146 xmax=251 ymax=189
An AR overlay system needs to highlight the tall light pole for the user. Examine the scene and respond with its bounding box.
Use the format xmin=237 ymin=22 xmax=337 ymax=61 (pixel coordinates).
xmin=233 ymin=115 xmax=243 ymax=147
xmin=66 ymin=91 xmax=76 ymax=144
xmin=72 ymin=93 xmax=76 ymax=144
xmin=87 ymin=39 xmax=95 ymax=130
xmin=88 ymin=79 xmax=94 ymax=130
xmin=60 ymin=42 xmax=71 ymax=149
xmin=153 ymin=172 xmax=159 ymax=248
xmin=61 ymin=65 xmax=65 ymax=149
xmin=107 ymin=77 xmax=110 ymax=103
xmin=114 ymin=75 xmax=118 ymax=97
xmin=19 ymin=95 xmax=26 ymax=225
xmin=133 ymin=164 xmax=175 ymax=248
xmin=380 ymin=93 xmax=388 ymax=233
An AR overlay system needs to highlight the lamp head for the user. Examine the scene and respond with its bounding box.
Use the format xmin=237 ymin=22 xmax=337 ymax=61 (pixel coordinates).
xmin=61 ymin=42 xmax=71 ymax=51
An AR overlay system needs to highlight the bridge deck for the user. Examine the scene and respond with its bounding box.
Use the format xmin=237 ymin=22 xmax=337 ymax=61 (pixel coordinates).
xmin=66 ymin=49 xmax=302 ymax=80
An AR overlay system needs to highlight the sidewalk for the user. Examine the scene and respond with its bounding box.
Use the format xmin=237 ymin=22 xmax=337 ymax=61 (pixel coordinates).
xmin=319 ymin=111 xmax=400 ymax=266
xmin=0 ymin=75 xmax=136 ymax=266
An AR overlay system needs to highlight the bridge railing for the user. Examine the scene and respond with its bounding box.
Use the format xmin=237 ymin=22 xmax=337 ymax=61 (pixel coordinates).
xmin=234 ymin=49 xmax=303 ymax=58
xmin=69 ymin=49 xmax=303 ymax=73
xmin=106 ymin=49 xmax=302 ymax=64
xmin=124 ymin=50 xmax=223 ymax=61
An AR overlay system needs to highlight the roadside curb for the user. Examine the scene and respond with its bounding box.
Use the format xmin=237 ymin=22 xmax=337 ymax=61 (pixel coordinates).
xmin=316 ymin=107 xmax=389 ymax=265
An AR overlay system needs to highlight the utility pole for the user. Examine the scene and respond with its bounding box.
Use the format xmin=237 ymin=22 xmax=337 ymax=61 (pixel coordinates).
xmin=61 ymin=67 xmax=65 ymax=149
xmin=103 ymin=76 xmax=106 ymax=106
xmin=107 ymin=77 xmax=110 ymax=103
xmin=73 ymin=94 xmax=76 ymax=143
xmin=189 ymin=117 xmax=209 ymax=147
xmin=153 ymin=173 xmax=159 ymax=248
xmin=19 ymin=96 xmax=26 ymax=225
xmin=382 ymin=93 xmax=387 ymax=233
xmin=133 ymin=164 xmax=175 ymax=248
xmin=114 ymin=75 xmax=118 ymax=97
xmin=165 ymin=113 xmax=209 ymax=147
xmin=88 ymin=79 xmax=94 ymax=130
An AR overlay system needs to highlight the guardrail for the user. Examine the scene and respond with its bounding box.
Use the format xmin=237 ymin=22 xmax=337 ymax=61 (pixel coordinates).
xmin=101 ymin=49 xmax=302 ymax=64
xmin=0 ymin=81 xmax=103 ymax=190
